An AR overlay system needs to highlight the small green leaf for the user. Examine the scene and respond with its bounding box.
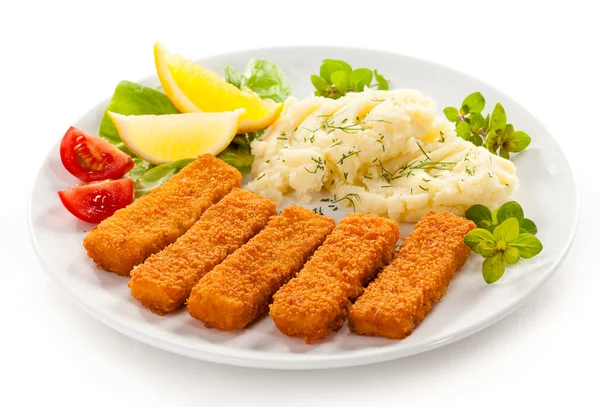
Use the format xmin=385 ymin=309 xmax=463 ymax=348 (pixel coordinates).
xmin=478 ymin=240 xmax=499 ymax=258
xmin=461 ymin=92 xmax=485 ymax=114
xmin=510 ymin=233 xmax=543 ymax=259
xmin=496 ymin=201 xmax=525 ymax=223
xmin=510 ymin=131 xmax=531 ymax=152
xmin=499 ymin=148 xmax=510 ymax=159
xmin=519 ymin=218 xmax=538 ymax=235
xmin=482 ymin=253 xmax=506 ymax=284
xmin=464 ymin=228 xmax=495 ymax=252
xmin=456 ymin=121 xmax=471 ymax=139
xmin=374 ymin=69 xmax=388 ymax=90
xmin=319 ymin=59 xmax=352 ymax=83
xmin=443 ymin=107 xmax=460 ymax=122
xmin=224 ymin=64 xmax=243 ymax=88
xmin=470 ymin=135 xmax=484 ymax=146
xmin=490 ymin=103 xmax=507 ymax=131
xmin=311 ymin=74 xmax=328 ymax=92
xmin=503 ymin=246 xmax=520 ymax=264
xmin=469 ymin=112 xmax=486 ymax=130
xmin=486 ymin=129 xmax=501 ymax=154
xmin=331 ymin=71 xmax=349 ymax=94
xmin=493 ymin=218 xmax=520 ymax=243
xmin=349 ymin=68 xmax=373 ymax=91
xmin=465 ymin=204 xmax=494 ymax=228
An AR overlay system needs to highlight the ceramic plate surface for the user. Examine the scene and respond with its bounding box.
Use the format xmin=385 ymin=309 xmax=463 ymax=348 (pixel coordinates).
xmin=29 ymin=46 xmax=578 ymax=369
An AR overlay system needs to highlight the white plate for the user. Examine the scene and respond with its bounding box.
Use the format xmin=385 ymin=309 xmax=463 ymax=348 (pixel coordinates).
xmin=28 ymin=46 xmax=578 ymax=369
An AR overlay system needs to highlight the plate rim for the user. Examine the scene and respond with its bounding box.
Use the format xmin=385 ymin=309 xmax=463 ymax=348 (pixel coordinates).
xmin=27 ymin=45 xmax=580 ymax=369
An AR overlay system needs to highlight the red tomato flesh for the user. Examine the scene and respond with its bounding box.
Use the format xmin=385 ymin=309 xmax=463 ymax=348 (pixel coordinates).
xmin=58 ymin=178 xmax=134 ymax=223
xmin=60 ymin=126 xmax=134 ymax=182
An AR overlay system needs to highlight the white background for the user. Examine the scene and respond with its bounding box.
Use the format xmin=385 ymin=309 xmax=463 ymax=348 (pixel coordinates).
xmin=2 ymin=0 xmax=599 ymax=405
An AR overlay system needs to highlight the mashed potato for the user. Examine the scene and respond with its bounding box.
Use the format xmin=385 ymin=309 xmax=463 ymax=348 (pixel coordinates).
xmin=246 ymin=89 xmax=518 ymax=222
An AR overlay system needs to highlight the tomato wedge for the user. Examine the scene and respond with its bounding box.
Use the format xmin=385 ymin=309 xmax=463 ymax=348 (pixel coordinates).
xmin=60 ymin=126 xmax=134 ymax=182
xmin=58 ymin=178 xmax=134 ymax=223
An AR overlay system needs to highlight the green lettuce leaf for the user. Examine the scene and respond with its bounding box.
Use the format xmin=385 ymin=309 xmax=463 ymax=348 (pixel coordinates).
xmin=225 ymin=59 xmax=291 ymax=103
xmin=133 ymin=158 xmax=194 ymax=197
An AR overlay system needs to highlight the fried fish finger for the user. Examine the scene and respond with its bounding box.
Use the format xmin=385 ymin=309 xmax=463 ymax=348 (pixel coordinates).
xmin=128 ymin=188 xmax=276 ymax=315
xmin=270 ymin=213 xmax=399 ymax=343
xmin=83 ymin=154 xmax=242 ymax=276
xmin=187 ymin=205 xmax=335 ymax=331
xmin=348 ymin=211 xmax=475 ymax=339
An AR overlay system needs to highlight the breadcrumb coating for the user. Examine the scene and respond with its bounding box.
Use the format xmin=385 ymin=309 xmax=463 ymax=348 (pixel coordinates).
xmin=348 ymin=211 xmax=475 ymax=339
xmin=128 ymin=188 xmax=276 ymax=315
xmin=187 ymin=205 xmax=335 ymax=331
xmin=270 ymin=213 xmax=399 ymax=343
xmin=83 ymin=154 xmax=242 ymax=276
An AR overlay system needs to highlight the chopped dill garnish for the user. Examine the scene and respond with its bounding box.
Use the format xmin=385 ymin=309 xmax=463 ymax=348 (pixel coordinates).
xmin=371 ymin=97 xmax=384 ymax=102
xmin=337 ymin=150 xmax=360 ymax=165
xmin=487 ymin=172 xmax=493 ymax=178
xmin=438 ymin=131 xmax=445 ymax=143
xmin=330 ymin=139 xmax=344 ymax=148
xmin=423 ymin=178 xmax=431 ymax=182
xmin=332 ymin=193 xmax=361 ymax=212
xmin=419 ymin=185 xmax=428 ymax=192
xmin=305 ymin=157 xmax=325 ymax=174
xmin=369 ymin=119 xmax=392 ymax=124
xmin=417 ymin=142 xmax=431 ymax=160
xmin=256 ymin=174 xmax=265 ymax=181
xmin=344 ymin=172 xmax=348 ymax=180
xmin=320 ymin=198 xmax=330 ymax=202
xmin=381 ymin=185 xmax=391 ymax=188
xmin=312 ymin=207 xmax=324 ymax=215
xmin=376 ymin=135 xmax=385 ymax=152
xmin=364 ymin=175 xmax=372 ymax=180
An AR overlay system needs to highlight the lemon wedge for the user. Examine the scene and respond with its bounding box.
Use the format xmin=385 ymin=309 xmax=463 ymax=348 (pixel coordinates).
xmin=107 ymin=110 xmax=243 ymax=165
xmin=154 ymin=42 xmax=283 ymax=134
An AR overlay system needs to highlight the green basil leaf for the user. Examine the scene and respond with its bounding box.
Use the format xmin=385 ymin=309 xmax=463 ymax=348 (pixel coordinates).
xmin=224 ymin=64 xmax=243 ymax=88
xmin=374 ymin=69 xmax=389 ymax=90
xmin=496 ymin=201 xmax=525 ymax=222
xmin=456 ymin=121 xmax=471 ymax=140
xmin=470 ymin=135 xmax=484 ymax=146
xmin=486 ymin=129 xmax=501 ymax=154
xmin=510 ymin=233 xmax=543 ymax=259
xmin=464 ymin=228 xmax=495 ymax=252
xmin=490 ymin=103 xmax=507 ymax=131
xmin=349 ymin=68 xmax=373 ymax=91
xmin=510 ymin=130 xmax=531 ymax=152
xmin=503 ymin=246 xmax=520 ymax=264
xmin=331 ymin=70 xmax=349 ymax=94
xmin=519 ymin=218 xmax=538 ymax=235
xmin=493 ymin=218 xmax=520 ymax=243
xmin=319 ymin=59 xmax=352 ymax=83
xmin=469 ymin=112 xmax=486 ymax=130
xmin=461 ymin=92 xmax=485 ymax=114
xmin=443 ymin=107 xmax=459 ymax=122
xmin=133 ymin=158 xmax=194 ymax=197
xmin=311 ymin=74 xmax=328 ymax=92
xmin=482 ymin=253 xmax=506 ymax=284
xmin=241 ymin=59 xmax=291 ymax=103
xmin=465 ymin=204 xmax=494 ymax=228
xmin=478 ymin=240 xmax=499 ymax=258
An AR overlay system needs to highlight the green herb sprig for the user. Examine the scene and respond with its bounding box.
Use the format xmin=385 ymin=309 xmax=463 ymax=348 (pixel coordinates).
xmin=311 ymin=59 xmax=389 ymax=99
xmin=464 ymin=201 xmax=542 ymax=283
xmin=444 ymin=92 xmax=531 ymax=159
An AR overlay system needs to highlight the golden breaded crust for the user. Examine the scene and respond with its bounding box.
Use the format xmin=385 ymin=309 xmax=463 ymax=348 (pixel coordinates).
xmin=83 ymin=155 xmax=242 ymax=276
xmin=348 ymin=211 xmax=475 ymax=339
xmin=128 ymin=188 xmax=276 ymax=315
xmin=187 ymin=205 xmax=335 ymax=331
xmin=270 ymin=213 xmax=399 ymax=343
